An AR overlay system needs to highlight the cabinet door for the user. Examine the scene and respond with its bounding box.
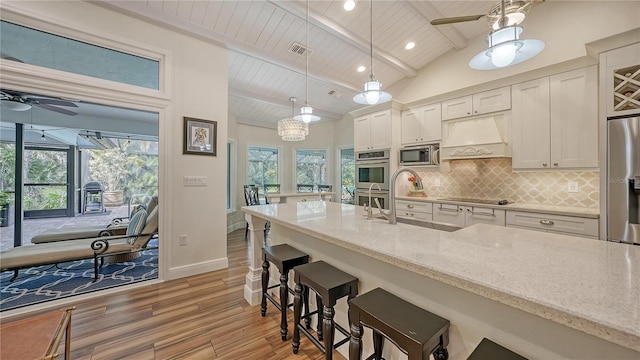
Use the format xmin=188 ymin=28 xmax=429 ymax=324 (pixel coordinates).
xmin=442 ymin=96 xmax=472 ymax=120
xmin=550 ymin=66 xmax=598 ymax=168
xmin=602 ymin=43 xmax=640 ymax=117
xmin=369 ymin=110 xmax=392 ymax=150
xmin=473 ymin=87 xmax=511 ymax=115
xmin=433 ymin=203 xmax=465 ymax=227
xmin=418 ymin=103 xmax=442 ymax=142
xmin=401 ymin=109 xmax=421 ymax=145
xmin=464 ymin=206 xmax=506 ymax=227
xmin=354 ymin=115 xmax=371 ymax=151
xmin=511 ymin=77 xmax=551 ymax=169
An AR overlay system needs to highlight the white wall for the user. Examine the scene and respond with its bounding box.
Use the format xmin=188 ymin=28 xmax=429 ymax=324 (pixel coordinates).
xmin=391 ymin=1 xmax=640 ymax=103
xmin=2 ymin=1 xmax=229 ymax=280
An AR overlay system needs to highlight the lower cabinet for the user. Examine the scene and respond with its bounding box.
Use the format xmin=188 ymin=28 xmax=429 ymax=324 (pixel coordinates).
xmin=396 ymin=200 xmax=433 ymax=222
xmin=506 ymin=211 xmax=599 ymax=239
xmin=464 ymin=206 xmax=506 ymax=226
xmin=433 ymin=203 xmax=465 ymax=227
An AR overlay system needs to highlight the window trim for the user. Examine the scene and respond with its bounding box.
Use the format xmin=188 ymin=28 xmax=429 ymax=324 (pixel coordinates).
xmin=293 ymin=147 xmax=330 ymax=188
xmin=246 ymin=144 xmax=282 ymax=188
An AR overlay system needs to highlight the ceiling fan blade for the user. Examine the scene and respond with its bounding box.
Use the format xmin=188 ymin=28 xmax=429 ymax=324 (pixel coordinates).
xmin=430 ymin=14 xmax=486 ymax=26
xmin=36 ymin=104 xmax=78 ymax=116
xmin=35 ymin=98 xmax=79 ymax=108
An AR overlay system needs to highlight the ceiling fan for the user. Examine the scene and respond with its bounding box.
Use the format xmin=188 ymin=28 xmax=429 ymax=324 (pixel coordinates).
xmin=0 ymin=89 xmax=79 ymax=116
xmin=431 ymin=0 xmax=544 ymax=29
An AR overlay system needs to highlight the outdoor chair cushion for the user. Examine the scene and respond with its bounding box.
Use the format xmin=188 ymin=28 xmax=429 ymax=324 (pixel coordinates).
xmin=31 ymin=225 xmax=127 ymax=244
xmin=126 ymin=209 xmax=147 ymax=245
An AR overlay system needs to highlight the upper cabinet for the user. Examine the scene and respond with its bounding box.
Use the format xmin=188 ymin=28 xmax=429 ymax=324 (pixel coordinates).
xmin=441 ymin=86 xmax=511 ymax=120
xmin=354 ymin=109 xmax=392 ymax=151
xmin=512 ymin=66 xmax=598 ymax=169
xmin=400 ymin=103 xmax=441 ymax=146
xmin=601 ymin=43 xmax=640 ymax=117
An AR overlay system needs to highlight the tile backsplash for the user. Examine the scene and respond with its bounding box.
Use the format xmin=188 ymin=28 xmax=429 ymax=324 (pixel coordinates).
xmin=405 ymin=158 xmax=599 ymax=208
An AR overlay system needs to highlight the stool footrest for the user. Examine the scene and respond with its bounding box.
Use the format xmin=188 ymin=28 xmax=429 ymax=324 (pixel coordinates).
xmin=295 ymin=322 xmax=350 ymax=353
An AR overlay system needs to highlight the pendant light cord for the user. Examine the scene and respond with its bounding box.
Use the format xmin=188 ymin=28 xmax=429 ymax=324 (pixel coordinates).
xmin=305 ymin=0 xmax=310 ymax=105
xmin=369 ymin=0 xmax=374 ymax=80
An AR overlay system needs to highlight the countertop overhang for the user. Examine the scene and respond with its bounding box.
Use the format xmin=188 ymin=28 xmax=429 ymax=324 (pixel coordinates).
xmin=242 ymin=201 xmax=638 ymax=352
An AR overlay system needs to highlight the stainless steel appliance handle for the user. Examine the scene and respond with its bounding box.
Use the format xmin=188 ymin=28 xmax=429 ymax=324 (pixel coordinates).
xmin=467 ymin=207 xmax=496 ymax=217
xmin=356 ymin=160 xmax=389 ymax=165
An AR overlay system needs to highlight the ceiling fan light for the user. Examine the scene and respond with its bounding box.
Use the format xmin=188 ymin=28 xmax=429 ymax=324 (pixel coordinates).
xmin=470 ymin=26 xmax=543 ymax=70
xmin=294 ymin=105 xmax=320 ymax=123
xmin=1 ymin=99 xmax=32 ymax=111
xmin=490 ymin=42 xmax=518 ymax=67
xmin=488 ymin=26 xmax=521 ymax=47
xmin=491 ymin=12 xmax=526 ymax=30
xmin=344 ymin=0 xmax=356 ymax=11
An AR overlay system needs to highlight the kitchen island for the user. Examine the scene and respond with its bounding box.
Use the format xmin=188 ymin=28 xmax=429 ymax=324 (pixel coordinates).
xmin=242 ymin=201 xmax=639 ymax=359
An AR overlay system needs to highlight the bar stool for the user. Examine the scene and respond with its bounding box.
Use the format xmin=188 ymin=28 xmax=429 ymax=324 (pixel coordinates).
xmin=348 ymin=287 xmax=450 ymax=360
xmin=261 ymin=244 xmax=310 ymax=341
xmin=467 ymin=338 xmax=528 ymax=360
xmin=292 ymin=261 xmax=359 ymax=360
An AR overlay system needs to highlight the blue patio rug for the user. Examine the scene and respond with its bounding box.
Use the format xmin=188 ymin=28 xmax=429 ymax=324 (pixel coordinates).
xmin=0 ymin=240 xmax=158 ymax=311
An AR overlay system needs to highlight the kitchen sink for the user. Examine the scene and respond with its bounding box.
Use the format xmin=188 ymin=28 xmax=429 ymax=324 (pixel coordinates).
xmin=396 ymin=217 xmax=461 ymax=232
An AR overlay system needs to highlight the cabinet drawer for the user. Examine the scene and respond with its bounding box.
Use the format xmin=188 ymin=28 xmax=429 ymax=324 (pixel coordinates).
xmin=397 ymin=209 xmax=432 ymax=222
xmin=293 ymin=196 xmax=320 ymax=203
xmin=506 ymin=211 xmax=599 ymax=238
xmin=464 ymin=206 xmax=506 ymax=226
xmin=396 ymin=200 xmax=432 ymax=214
xmin=433 ymin=203 xmax=465 ymax=227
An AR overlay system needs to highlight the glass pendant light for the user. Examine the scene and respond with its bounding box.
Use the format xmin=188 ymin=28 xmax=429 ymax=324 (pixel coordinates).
xmin=353 ymin=0 xmax=391 ymax=105
xmin=294 ymin=0 xmax=320 ymax=124
xmin=470 ymin=0 xmax=544 ymax=70
xmin=278 ymin=97 xmax=309 ymax=141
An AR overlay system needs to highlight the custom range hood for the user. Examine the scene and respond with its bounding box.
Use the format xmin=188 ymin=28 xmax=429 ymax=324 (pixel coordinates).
xmin=440 ymin=113 xmax=511 ymax=160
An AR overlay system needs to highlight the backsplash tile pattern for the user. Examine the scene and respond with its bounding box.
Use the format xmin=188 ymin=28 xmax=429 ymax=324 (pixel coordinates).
xmin=405 ymin=158 xmax=599 ymax=208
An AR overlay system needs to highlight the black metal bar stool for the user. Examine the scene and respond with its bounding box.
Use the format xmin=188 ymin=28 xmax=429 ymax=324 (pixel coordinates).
xmin=292 ymin=260 xmax=359 ymax=360
xmin=467 ymin=338 xmax=528 ymax=360
xmin=261 ymin=244 xmax=310 ymax=340
xmin=348 ymin=287 xmax=450 ymax=360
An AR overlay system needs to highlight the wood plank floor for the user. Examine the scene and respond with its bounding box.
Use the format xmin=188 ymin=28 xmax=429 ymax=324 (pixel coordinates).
xmin=52 ymin=229 xmax=347 ymax=359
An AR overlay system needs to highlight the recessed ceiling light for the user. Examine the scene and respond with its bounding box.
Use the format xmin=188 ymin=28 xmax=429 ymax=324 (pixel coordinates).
xmin=344 ymin=0 xmax=355 ymax=11
xmin=405 ymin=42 xmax=415 ymax=50
xmin=357 ymin=65 xmax=366 ymax=72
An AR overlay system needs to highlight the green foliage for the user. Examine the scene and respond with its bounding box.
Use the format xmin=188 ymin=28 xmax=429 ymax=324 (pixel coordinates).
xmin=0 ymin=189 xmax=11 ymax=206
xmin=0 ymin=143 xmax=16 ymax=191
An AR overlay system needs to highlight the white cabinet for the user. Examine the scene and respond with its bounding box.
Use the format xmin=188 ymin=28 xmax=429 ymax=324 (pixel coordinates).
xmin=511 ymin=66 xmax=598 ymax=169
xmin=601 ymin=43 xmax=640 ymax=117
xmin=401 ymin=103 xmax=441 ymax=145
xmin=464 ymin=206 xmax=506 ymax=227
xmin=432 ymin=203 xmax=465 ymax=228
xmin=354 ymin=109 xmax=392 ymax=151
xmin=506 ymin=211 xmax=599 ymax=239
xmin=396 ymin=200 xmax=433 ymax=222
xmin=441 ymin=87 xmax=511 ymax=120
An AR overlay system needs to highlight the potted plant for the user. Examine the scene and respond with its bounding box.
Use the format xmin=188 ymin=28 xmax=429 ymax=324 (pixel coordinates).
xmin=0 ymin=190 xmax=14 ymax=227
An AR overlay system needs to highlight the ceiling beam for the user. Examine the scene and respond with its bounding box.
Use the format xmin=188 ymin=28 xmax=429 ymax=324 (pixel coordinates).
xmin=406 ymin=1 xmax=469 ymax=50
xmin=268 ymin=0 xmax=418 ymax=78
xmin=229 ymin=88 xmax=342 ymax=121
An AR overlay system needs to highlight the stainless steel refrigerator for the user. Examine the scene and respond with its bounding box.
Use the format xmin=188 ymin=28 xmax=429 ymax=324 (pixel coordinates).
xmin=607 ymin=116 xmax=640 ymax=245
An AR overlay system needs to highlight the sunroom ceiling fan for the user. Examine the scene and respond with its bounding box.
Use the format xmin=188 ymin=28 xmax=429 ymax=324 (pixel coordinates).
xmin=0 ymin=89 xmax=79 ymax=116
xmin=431 ymin=0 xmax=544 ymax=29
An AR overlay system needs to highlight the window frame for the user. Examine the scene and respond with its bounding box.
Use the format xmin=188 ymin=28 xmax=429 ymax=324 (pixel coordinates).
xmin=293 ymin=147 xmax=330 ymax=189
xmin=246 ymin=144 xmax=282 ymax=189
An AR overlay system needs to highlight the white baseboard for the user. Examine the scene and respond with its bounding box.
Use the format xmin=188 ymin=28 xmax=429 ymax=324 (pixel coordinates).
xmin=167 ymin=257 xmax=229 ymax=280
xmin=227 ymin=221 xmax=246 ymax=234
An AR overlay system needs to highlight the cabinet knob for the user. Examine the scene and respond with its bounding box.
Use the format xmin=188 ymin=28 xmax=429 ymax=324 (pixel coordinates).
xmin=540 ymin=220 xmax=554 ymax=225
xmin=407 ymin=204 xmax=414 ymax=209
xmin=474 ymin=110 xmax=478 ymax=113
xmin=553 ymin=163 xmax=559 ymax=166
xmin=467 ymin=112 xmax=471 ymax=115
xmin=542 ymin=163 xmax=548 ymax=167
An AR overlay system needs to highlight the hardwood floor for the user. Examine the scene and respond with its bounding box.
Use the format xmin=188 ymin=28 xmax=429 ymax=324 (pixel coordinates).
xmin=58 ymin=229 xmax=347 ymax=359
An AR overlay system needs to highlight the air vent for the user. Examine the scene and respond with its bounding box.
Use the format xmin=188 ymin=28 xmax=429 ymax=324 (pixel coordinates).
xmin=289 ymin=42 xmax=312 ymax=57
xmin=328 ymin=90 xmax=343 ymax=98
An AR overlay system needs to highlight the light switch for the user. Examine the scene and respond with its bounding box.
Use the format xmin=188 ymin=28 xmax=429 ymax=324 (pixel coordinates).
xmin=183 ymin=176 xmax=207 ymax=187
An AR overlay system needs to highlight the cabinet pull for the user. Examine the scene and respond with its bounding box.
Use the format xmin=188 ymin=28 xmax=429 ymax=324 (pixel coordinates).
xmin=301 ymin=199 xmax=307 ymax=202
xmin=540 ymin=219 xmax=554 ymax=225
xmin=468 ymin=207 xmax=496 ymax=217
xmin=438 ymin=205 xmax=459 ymax=212
xmin=407 ymin=204 xmax=414 ymax=209
xmin=542 ymin=163 xmax=548 ymax=167
xmin=553 ymin=163 xmax=559 ymax=166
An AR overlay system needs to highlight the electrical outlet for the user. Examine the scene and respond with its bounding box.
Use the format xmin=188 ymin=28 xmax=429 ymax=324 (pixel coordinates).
xmin=435 ymin=179 xmax=441 ymax=187
xmin=179 ymin=235 xmax=187 ymax=246
xmin=567 ymin=181 xmax=579 ymax=193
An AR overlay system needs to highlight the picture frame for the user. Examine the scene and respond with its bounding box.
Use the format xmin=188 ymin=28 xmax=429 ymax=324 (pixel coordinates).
xmin=183 ymin=117 xmax=217 ymax=156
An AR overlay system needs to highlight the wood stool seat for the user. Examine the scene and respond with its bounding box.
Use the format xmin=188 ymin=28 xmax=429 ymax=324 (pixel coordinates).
xmin=292 ymin=260 xmax=359 ymax=360
xmin=467 ymin=338 xmax=528 ymax=360
xmin=261 ymin=244 xmax=310 ymax=340
xmin=348 ymin=287 xmax=450 ymax=360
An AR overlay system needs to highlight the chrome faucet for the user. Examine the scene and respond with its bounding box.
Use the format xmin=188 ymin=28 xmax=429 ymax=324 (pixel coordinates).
xmin=364 ymin=183 xmax=382 ymax=220
xmin=377 ymin=167 xmax=423 ymax=225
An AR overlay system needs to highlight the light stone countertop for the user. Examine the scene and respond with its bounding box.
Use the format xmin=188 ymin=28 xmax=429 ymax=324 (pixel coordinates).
xmin=264 ymin=191 xmax=335 ymax=199
xmin=242 ymin=201 xmax=639 ymax=352
xmin=396 ymin=196 xmax=600 ymax=218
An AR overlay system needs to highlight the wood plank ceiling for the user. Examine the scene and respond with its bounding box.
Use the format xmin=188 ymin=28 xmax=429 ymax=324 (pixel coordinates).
xmin=101 ymin=0 xmax=495 ymax=128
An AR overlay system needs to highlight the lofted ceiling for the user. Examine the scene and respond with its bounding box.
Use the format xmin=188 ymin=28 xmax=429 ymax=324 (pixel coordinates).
xmin=99 ymin=0 xmax=509 ymax=128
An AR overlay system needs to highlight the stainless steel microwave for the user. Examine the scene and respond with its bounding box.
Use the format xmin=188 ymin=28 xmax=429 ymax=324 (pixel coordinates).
xmin=399 ymin=144 xmax=439 ymax=166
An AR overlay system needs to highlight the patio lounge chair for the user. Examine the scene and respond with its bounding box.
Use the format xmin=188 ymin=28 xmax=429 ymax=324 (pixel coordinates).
xmin=1 ymin=203 xmax=159 ymax=282
xmin=31 ymin=197 xmax=157 ymax=244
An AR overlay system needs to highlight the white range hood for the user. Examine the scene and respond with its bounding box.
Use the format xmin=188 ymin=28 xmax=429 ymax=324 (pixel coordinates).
xmin=440 ymin=113 xmax=511 ymax=160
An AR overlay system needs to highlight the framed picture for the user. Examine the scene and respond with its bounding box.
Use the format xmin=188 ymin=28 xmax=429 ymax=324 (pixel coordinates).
xmin=183 ymin=117 xmax=217 ymax=156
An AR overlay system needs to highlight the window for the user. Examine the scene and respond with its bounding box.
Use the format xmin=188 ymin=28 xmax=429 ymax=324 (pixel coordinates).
xmin=340 ymin=148 xmax=355 ymax=204
xmin=296 ymin=149 xmax=327 ymax=187
xmin=248 ymin=146 xmax=279 ymax=187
